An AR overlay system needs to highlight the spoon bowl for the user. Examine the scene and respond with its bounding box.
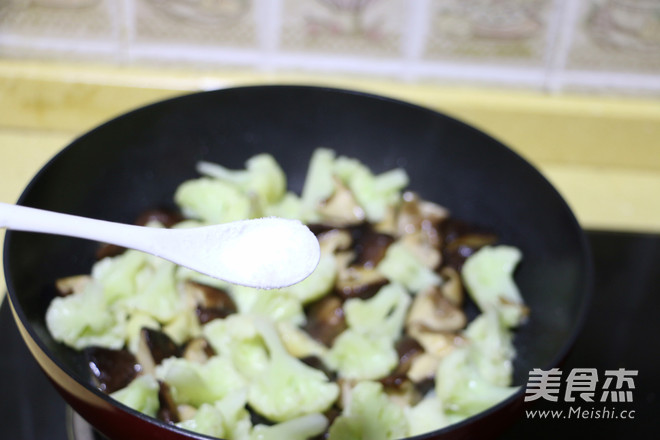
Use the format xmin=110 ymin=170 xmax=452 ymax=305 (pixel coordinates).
xmin=0 ymin=202 xmax=320 ymax=289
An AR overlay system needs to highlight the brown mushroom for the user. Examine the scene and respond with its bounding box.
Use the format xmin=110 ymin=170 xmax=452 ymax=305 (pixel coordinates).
xmin=439 ymin=218 xmax=497 ymax=271
xmin=439 ymin=266 xmax=463 ymax=307
xmin=135 ymin=327 xmax=181 ymax=376
xmin=55 ymin=275 xmax=92 ymax=296
xmin=182 ymin=337 xmax=216 ymax=364
xmin=406 ymin=352 xmax=441 ymax=383
xmin=382 ymin=377 xmax=423 ymax=408
xmin=335 ymin=265 xmax=389 ymax=300
xmin=397 ymin=192 xmax=448 ymax=243
xmin=96 ymin=243 xmax=127 ymax=260
xmin=317 ymin=177 xmax=365 ymax=227
xmin=317 ymin=228 xmax=353 ymax=255
xmin=134 ymin=207 xmax=185 ymax=228
xmin=349 ymin=224 xmax=395 ymax=269
xmin=83 ymin=346 xmax=141 ymax=394
xmin=303 ymin=294 xmax=347 ymax=347
xmin=406 ymin=285 xmax=467 ymax=333
xmin=157 ymin=381 xmax=180 ymax=424
xmin=184 ymin=281 xmax=237 ymax=324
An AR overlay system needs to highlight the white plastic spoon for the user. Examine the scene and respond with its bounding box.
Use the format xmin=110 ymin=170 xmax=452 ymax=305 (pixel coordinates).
xmin=0 ymin=202 xmax=320 ymax=289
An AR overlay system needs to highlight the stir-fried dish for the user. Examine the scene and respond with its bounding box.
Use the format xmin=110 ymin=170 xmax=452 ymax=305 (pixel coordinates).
xmin=46 ymin=148 xmax=529 ymax=440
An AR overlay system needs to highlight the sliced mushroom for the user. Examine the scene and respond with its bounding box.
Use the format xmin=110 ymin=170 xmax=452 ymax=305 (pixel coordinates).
xmin=96 ymin=243 xmax=127 ymax=260
xmin=177 ymin=405 xmax=197 ymax=422
xmin=83 ymin=346 xmax=141 ymax=394
xmin=136 ymin=327 xmax=181 ymax=376
xmin=406 ymin=352 xmax=441 ymax=383
xmin=55 ymin=275 xmax=92 ymax=296
xmin=303 ymin=294 xmax=347 ymax=347
xmin=336 ymin=377 xmax=360 ymax=410
xmin=349 ymin=224 xmax=395 ymax=269
xmin=335 ymin=263 xmax=389 ymax=300
xmin=405 ymin=331 xmax=466 ymax=383
xmin=439 ymin=266 xmax=463 ymax=307
xmin=400 ymin=232 xmax=441 ymax=270
xmin=439 ymin=218 xmax=497 ymax=271
xmin=135 ymin=207 xmax=185 ymax=228
xmin=394 ymin=335 xmax=425 ymax=375
xmin=317 ymin=177 xmax=365 ymax=227
xmin=397 ymin=192 xmax=448 ymax=242
xmin=408 ymin=327 xmax=455 ymax=358
xmin=317 ymin=228 xmax=353 ymax=255
xmin=157 ymin=381 xmax=180 ymax=424
xmin=300 ymin=355 xmax=336 ymax=381
xmin=182 ymin=337 xmax=216 ymax=364
xmin=184 ymin=281 xmax=237 ymax=324
xmin=382 ymin=377 xmax=423 ymax=408
xmin=406 ymin=285 xmax=467 ymax=333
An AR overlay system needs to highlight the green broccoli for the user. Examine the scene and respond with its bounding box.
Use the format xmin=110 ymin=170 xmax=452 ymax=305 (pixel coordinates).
xmin=462 ymin=245 xmax=527 ymax=327
xmin=110 ymin=374 xmax=160 ymax=418
xmin=174 ymin=177 xmax=252 ymax=224
xmin=155 ymin=355 xmax=247 ymax=407
xmin=197 ymin=153 xmax=287 ymax=210
xmin=325 ymin=329 xmax=398 ymax=381
xmin=435 ymin=311 xmax=518 ymax=416
xmin=251 ymin=413 xmax=328 ymax=440
xmin=343 ymin=282 xmax=410 ymax=341
xmin=327 ymin=381 xmax=409 ymax=440
xmin=376 ymin=242 xmax=441 ymax=293
xmin=45 ymin=282 xmax=126 ymax=350
xmin=247 ymin=318 xmax=339 ymax=422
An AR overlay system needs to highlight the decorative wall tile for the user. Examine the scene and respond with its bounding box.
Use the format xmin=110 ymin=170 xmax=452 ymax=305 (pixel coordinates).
xmin=566 ymin=0 xmax=660 ymax=74
xmin=0 ymin=0 xmax=116 ymax=43
xmin=279 ymin=0 xmax=406 ymax=58
xmin=423 ymin=0 xmax=555 ymax=66
xmin=133 ymin=0 xmax=257 ymax=48
xmin=0 ymin=0 xmax=658 ymax=95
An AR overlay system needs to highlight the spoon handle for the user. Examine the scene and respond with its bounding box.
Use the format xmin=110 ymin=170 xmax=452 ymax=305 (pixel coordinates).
xmin=0 ymin=202 xmax=156 ymax=251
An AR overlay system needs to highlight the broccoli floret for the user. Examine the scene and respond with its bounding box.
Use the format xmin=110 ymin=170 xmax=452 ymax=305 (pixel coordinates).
xmin=283 ymin=252 xmax=337 ymax=305
xmin=327 ymin=381 xmax=409 ymax=440
xmin=197 ymin=153 xmax=287 ymax=210
xmin=155 ymin=355 xmax=247 ymax=407
xmin=376 ymin=242 xmax=441 ymax=293
xmin=251 ymin=414 xmax=328 ymax=440
xmin=333 ymin=155 xmax=408 ymax=223
xmin=325 ymin=329 xmax=398 ymax=380
xmin=203 ymin=315 xmax=270 ymax=381
xmin=247 ymin=319 xmax=339 ymax=422
xmin=462 ymin=245 xmax=527 ymax=327
xmin=177 ymin=388 xmax=252 ymax=440
xmin=405 ymin=391 xmax=450 ymax=436
xmin=174 ymin=177 xmax=252 ymax=224
xmin=92 ymin=249 xmax=148 ymax=303
xmin=343 ymin=282 xmax=410 ymax=341
xmin=45 ymin=282 xmax=126 ymax=350
xmin=122 ymin=260 xmax=183 ymax=323
xmin=276 ymin=321 xmax=328 ymax=359
xmin=435 ymin=311 xmax=518 ymax=416
xmin=301 ymin=148 xmax=337 ymax=213
xmin=110 ymin=374 xmax=160 ymax=418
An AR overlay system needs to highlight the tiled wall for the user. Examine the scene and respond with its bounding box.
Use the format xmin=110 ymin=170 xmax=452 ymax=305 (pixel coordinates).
xmin=1 ymin=0 xmax=659 ymax=95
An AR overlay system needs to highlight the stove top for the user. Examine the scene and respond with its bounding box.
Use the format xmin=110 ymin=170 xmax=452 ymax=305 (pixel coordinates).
xmin=2 ymin=231 xmax=658 ymax=439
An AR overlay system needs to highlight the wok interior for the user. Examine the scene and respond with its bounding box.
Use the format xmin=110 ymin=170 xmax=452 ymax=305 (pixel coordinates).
xmin=6 ymin=86 xmax=590 ymax=414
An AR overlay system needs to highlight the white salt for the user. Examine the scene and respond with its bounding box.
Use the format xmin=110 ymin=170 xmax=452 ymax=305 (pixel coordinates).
xmin=166 ymin=217 xmax=321 ymax=289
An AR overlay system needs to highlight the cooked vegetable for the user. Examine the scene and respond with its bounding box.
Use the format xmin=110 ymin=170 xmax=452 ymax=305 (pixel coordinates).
xmin=45 ymin=148 xmax=529 ymax=440
xmin=247 ymin=319 xmax=340 ymax=422
xmin=110 ymin=374 xmax=160 ymax=418
xmin=462 ymin=245 xmax=529 ymax=327
xmin=327 ymin=381 xmax=409 ymax=440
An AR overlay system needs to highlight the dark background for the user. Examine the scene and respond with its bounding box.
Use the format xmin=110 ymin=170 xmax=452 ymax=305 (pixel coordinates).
xmin=1 ymin=230 xmax=658 ymax=439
